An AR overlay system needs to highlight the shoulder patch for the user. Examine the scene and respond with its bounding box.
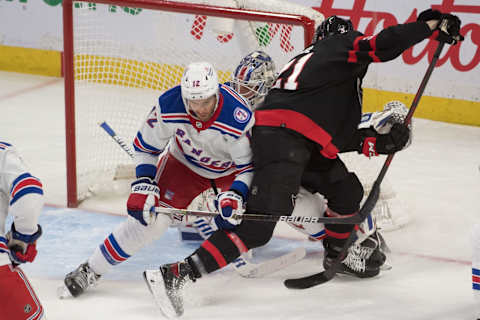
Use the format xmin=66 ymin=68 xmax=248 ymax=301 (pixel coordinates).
xmin=233 ymin=107 xmax=250 ymax=124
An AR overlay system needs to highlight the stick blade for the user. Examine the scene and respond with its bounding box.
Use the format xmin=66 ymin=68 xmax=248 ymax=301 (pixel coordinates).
xmin=235 ymin=247 xmax=306 ymax=278
xmin=283 ymin=271 xmax=333 ymax=289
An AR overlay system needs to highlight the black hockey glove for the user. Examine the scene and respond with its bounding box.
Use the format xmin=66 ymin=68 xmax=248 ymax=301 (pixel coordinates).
xmin=417 ymin=9 xmax=463 ymax=45
xmin=436 ymin=14 xmax=464 ymax=45
xmin=359 ymin=123 xmax=411 ymax=157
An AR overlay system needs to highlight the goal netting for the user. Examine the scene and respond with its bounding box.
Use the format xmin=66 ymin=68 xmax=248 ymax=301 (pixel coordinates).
xmin=63 ymin=0 xmax=409 ymax=231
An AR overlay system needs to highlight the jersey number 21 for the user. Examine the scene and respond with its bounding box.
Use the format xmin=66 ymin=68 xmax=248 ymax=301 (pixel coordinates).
xmin=272 ymin=50 xmax=313 ymax=91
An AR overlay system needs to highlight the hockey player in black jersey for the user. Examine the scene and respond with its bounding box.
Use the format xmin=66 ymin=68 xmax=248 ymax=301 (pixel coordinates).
xmin=144 ymin=9 xmax=463 ymax=317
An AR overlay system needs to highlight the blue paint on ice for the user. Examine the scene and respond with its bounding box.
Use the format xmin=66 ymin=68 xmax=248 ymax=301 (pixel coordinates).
xmin=11 ymin=206 xmax=321 ymax=281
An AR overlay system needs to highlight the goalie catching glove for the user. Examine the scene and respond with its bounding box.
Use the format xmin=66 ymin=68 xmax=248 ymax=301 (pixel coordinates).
xmin=214 ymin=190 xmax=244 ymax=229
xmin=357 ymin=100 xmax=412 ymax=157
xmin=6 ymin=223 xmax=42 ymax=264
xmin=127 ymin=177 xmax=160 ymax=226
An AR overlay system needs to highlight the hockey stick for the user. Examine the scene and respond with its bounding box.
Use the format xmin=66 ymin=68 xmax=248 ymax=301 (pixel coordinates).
xmin=284 ymin=40 xmax=447 ymax=289
xmin=99 ymin=121 xmax=135 ymax=158
xmin=233 ymin=247 xmax=307 ymax=278
xmin=154 ymin=206 xmax=364 ymax=224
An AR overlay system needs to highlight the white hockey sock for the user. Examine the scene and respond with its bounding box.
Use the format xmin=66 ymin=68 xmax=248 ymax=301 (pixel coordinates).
xmin=88 ymin=246 xmax=113 ymax=276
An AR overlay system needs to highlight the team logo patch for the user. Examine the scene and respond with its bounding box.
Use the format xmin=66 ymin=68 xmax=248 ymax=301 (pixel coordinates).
xmin=24 ymin=304 xmax=32 ymax=313
xmin=233 ymin=107 xmax=250 ymax=123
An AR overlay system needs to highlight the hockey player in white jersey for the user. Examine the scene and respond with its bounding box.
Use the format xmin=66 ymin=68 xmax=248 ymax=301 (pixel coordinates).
xmin=0 ymin=141 xmax=45 ymax=319
xmin=61 ymin=61 xmax=255 ymax=298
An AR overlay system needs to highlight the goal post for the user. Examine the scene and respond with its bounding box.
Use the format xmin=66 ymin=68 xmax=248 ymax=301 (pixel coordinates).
xmin=63 ymin=0 xmax=319 ymax=207
xmin=62 ymin=0 xmax=409 ymax=232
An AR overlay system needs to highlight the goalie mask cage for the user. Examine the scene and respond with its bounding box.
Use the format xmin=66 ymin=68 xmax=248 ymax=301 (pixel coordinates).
xmin=63 ymin=0 xmax=317 ymax=208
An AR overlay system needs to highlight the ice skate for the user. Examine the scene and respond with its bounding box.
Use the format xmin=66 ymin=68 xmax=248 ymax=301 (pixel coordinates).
xmin=323 ymin=231 xmax=387 ymax=278
xmin=60 ymin=262 xmax=101 ymax=298
xmin=144 ymin=261 xmax=196 ymax=318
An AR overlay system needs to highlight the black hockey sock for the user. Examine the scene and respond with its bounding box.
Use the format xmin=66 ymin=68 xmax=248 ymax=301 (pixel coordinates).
xmin=186 ymin=254 xmax=204 ymax=280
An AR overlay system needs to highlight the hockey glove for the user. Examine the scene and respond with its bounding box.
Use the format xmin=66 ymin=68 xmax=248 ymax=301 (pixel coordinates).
xmin=127 ymin=177 xmax=160 ymax=226
xmin=359 ymin=123 xmax=411 ymax=157
xmin=214 ymin=190 xmax=244 ymax=229
xmin=417 ymin=9 xmax=463 ymax=45
xmin=436 ymin=14 xmax=464 ymax=45
xmin=6 ymin=223 xmax=42 ymax=264
xmin=192 ymin=217 xmax=219 ymax=240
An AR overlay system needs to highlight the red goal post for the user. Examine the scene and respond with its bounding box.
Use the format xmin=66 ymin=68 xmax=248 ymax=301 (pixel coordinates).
xmin=62 ymin=0 xmax=319 ymax=207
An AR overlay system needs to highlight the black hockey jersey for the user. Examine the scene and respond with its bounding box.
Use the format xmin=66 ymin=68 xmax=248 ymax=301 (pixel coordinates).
xmin=255 ymin=21 xmax=434 ymax=159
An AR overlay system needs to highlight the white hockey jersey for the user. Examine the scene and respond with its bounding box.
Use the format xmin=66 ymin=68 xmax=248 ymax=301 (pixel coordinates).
xmin=0 ymin=142 xmax=43 ymax=266
xmin=133 ymin=84 xmax=254 ymax=198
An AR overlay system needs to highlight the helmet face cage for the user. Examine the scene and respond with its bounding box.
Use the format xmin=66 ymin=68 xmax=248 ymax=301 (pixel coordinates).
xmin=181 ymin=62 xmax=219 ymax=119
xmin=314 ymin=16 xmax=353 ymax=42
xmin=231 ymin=50 xmax=276 ymax=108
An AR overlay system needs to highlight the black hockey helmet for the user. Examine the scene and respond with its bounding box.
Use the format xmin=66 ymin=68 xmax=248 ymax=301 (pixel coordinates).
xmin=313 ymin=15 xmax=353 ymax=43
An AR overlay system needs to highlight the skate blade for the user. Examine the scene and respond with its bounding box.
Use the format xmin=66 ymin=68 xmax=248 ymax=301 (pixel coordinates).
xmin=57 ymin=284 xmax=73 ymax=299
xmin=143 ymin=270 xmax=181 ymax=318
xmin=380 ymin=263 xmax=392 ymax=271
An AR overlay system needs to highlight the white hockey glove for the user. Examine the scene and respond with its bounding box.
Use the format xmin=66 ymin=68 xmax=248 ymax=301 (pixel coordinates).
xmin=127 ymin=177 xmax=160 ymax=226
xmin=192 ymin=217 xmax=219 ymax=240
xmin=214 ymin=190 xmax=244 ymax=229
xmin=6 ymin=223 xmax=42 ymax=264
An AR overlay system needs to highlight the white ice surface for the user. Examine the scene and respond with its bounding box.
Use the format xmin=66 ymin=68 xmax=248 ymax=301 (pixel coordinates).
xmin=1 ymin=71 xmax=480 ymax=319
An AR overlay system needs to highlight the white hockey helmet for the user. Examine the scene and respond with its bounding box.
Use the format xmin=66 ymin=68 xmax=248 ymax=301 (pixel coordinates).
xmin=181 ymin=62 xmax=219 ymax=117
xmin=231 ymin=50 xmax=276 ymax=108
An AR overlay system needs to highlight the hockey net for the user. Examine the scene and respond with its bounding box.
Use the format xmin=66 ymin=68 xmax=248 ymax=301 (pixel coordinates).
xmin=63 ymin=0 xmax=409 ymax=231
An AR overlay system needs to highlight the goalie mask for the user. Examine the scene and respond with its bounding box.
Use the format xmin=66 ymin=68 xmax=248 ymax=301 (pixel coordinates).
xmin=231 ymin=50 xmax=276 ymax=109
xmin=313 ymin=15 xmax=353 ymax=43
xmin=181 ymin=61 xmax=219 ymax=121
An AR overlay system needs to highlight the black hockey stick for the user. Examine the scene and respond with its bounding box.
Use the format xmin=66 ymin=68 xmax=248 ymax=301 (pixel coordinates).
xmin=284 ymin=40 xmax=446 ymax=290
xmin=153 ymin=206 xmax=365 ymax=224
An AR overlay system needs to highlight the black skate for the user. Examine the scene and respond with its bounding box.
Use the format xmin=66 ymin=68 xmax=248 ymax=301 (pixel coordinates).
xmin=144 ymin=261 xmax=196 ymax=318
xmin=63 ymin=262 xmax=101 ymax=297
xmin=323 ymin=231 xmax=387 ymax=278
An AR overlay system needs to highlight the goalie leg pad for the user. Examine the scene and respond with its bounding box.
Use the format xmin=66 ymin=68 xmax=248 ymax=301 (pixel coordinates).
xmin=0 ymin=265 xmax=44 ymax=319
xmin=288 ymin=187 xmax=327 ymax=240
